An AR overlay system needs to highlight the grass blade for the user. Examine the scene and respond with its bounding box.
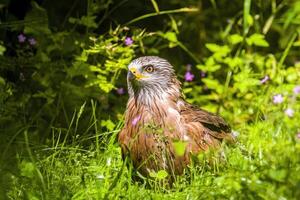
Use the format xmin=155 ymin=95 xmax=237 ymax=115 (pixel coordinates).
xmin=125 ymin=7 xmax=198 ymax=26
xmin=243 ymin=0 xmax=252 ymax=36
xmin=151 ymin=0 xmax=160 ymax=13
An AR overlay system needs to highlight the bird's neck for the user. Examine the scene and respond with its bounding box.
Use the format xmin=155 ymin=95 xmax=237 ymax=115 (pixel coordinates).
xmin=127 ymin=78 xmax=182 ymax=107
xmin=125 ymin=81 xmax=182 ymax=127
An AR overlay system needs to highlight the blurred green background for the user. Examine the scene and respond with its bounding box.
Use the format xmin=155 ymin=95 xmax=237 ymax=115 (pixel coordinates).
xmin=0 ymin=0 xmax=300 ymax=199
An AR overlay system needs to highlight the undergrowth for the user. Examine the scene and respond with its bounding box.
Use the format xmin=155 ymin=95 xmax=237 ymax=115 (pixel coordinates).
xmin=1 ymin=0 xmax=300 ymax=199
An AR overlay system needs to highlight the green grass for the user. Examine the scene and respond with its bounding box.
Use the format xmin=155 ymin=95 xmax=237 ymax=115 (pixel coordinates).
xmin=2 ymin=99 xmax=299 ymax=199
xmin=1 ymin=0 xmax=300 ymax=199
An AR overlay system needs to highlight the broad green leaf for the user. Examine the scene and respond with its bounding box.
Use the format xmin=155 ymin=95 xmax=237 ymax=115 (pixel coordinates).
xmin=247 ymin=15 xmax=253 ymax=26
xmin=156 ymin=170 xmax=168 ymax=180
xmin=205 ymin=43 xmax=221 ymax=52
xmin=183 ymin=87 xmax=193 ymax=94
xmin=150 ymin=170 xmax=168 ymax=180
xmin=202 ymin=78 xmax=224 ymax=94
xmin=268 ymin=169 xmax=287 ymax=182
xmin=101 ymin=119 xmax=115 ymax=131
xmin=224 ymin=57 xmax=243 ymax=69
xmin=206 ymin=44 xmax=231 ymax=58
xmin=246 ymin=33 xmax=269 ymax=47
xmin=202 ymin=78 xmax=221 ymax=89
xmin=228 ymin=34 xmax=243 ymax=45
xmin=164 ymin=32 xmax=178 ymax=43
xmin=20 ymin=161 xmax=35 ymax=178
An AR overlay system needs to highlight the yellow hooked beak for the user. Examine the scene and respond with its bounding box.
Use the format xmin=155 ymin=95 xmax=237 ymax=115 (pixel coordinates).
xmin=129 ymin=67 xmax=148 ymax=80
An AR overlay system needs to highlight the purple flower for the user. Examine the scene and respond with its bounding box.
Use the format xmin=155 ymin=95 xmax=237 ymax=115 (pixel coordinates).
xmin=297 ymin=132 xmax=300 ymax=139
xmin=293 ymin=85 xmax=300 ymax=95
xmin=132 ymin=115 xmax=141 ymax=126
xmin=124 ymin=37 xmax=133 ymax=46
xmin=18 ymin=34 xmax=26 ymax=43
xmin=260 ymin=75 xmax=269 ymax=84
xmin=273 ymin=94 xmax=284 ymax=104
xmin=28 ymin=38 xmax=37 ymax=46
xmin=200 ymin=71 xmax=206 ymax=78
xmin=184 ymin=71 xmax=195 ymax=82
xmin=284 ymin=108 xmax=294 ymax=117
xmin=116 ymin=87 xmax=125 ymax=95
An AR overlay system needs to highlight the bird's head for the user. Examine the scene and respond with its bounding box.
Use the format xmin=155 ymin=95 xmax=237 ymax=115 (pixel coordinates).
xmin=127 ymin=56 xmax=180 ymax=102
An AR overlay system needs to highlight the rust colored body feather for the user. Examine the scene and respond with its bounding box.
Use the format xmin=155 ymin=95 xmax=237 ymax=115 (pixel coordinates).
xmin=118 ymin=56 xmax=233 ymax=178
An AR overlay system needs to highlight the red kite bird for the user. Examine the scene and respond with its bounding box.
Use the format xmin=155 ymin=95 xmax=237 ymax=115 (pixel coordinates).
xmin=119 ymin=56 xmax=233 ymax=178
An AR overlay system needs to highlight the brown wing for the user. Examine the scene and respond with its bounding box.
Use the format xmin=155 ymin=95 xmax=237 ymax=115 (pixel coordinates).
xmin=180 ymin=101 xmax=234 ymax=145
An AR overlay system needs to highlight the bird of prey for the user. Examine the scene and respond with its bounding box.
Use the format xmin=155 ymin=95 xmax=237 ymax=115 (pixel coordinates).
xmin=118 ymin=56 xmax=233 ymax=179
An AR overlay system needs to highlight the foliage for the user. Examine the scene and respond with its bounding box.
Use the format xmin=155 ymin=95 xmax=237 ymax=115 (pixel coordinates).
xmin=0 ymin=0 xmax=300 ymax=199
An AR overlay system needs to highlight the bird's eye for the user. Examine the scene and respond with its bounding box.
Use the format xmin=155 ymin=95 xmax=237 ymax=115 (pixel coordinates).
xmin=144 ymin=65 xmax=154 ymax=73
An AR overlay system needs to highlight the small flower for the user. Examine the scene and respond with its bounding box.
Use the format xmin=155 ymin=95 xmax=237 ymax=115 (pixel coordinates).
xmin=232 ymin=130 xmax=240 ymax=138
xmin=200 ymin=71 xmax=206 ymax=78
xmin=260 ymin=75 xmax=269 ymax=84
xmin=297 ymin=132 xmax=300 ymax=139
xmin=284 ymin=108 xmax=294 ymax=117
xmin=28 ymin=38 xmax=37 ymax=46
xmin=18 ymin=34 xmax=26 ymax=43
xmin=132 ymin=115 xmax=141 ymax=126
xmin=116 ymin=87 xmax=125 ymax=95
xmin=293 ymin=85 xmax=300 ymax=95
xmin=273 ymin=94 xmax=284 ymax=104
xmin=124 ymin=37 xmax=133 ymax=46
xmin=184 ymin=71 xmax=195 ymax=82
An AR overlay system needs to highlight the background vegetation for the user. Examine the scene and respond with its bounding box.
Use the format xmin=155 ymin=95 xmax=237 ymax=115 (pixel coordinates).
xmin=0 ymin=0 xmax=300 ymax=199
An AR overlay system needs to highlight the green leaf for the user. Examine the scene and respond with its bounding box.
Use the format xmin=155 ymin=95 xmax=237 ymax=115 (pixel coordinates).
xmin=268 ymin=169 xmax=287 ymax=182
xmin=247 ymin=15 xmax=253 ymax=26
xmin=24 ymin=1 xmax=50 ymax=34
xmin=183 ymin=87 xmax=193 ymax=94
xmin=0 ymin=44 xmax=6 ymax=55
xmin=69 ymin=16 xmax=97 ymax=28
xmin=150 ymin=170 xmax=168 ymax=180
xmin=206 ymin=43 xmax=231 ymax=58
xmin=0 ymin=76 xmax=5 ymax=85
xmin=20 ymin=161 xmax=35 ymax=178
xmin=101 ymin=119 xmax=115 ymax=131
xmin=156 ymin=170 xmax=168 ymax=179
xmin=246 ymin=33 xmax=269 ymax=47
xmin=196 ymin=64 xmax=221 ymax=72
xmin=164 ymin=32 xmax=178 ymax=43
xmin=173 ymin=141 xmax=187 ymax=156
xmin=224 ymin=57 xmax=243 ymax=69
xmin=205 ymin=43 xmax=221 ymax=52
xmin=202 ymin=78 xmax=223 ymax=94
xmin=228 ymin=34 xmax=243 ymax=45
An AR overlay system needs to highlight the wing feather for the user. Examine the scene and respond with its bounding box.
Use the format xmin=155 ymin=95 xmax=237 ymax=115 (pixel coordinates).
xmin=180 ymin=102 xmax=233 ymax=141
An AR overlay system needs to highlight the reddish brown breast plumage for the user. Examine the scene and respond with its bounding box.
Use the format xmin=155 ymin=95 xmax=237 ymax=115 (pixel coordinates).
xmin=118 ymin=96 xmax=233 ymax=178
